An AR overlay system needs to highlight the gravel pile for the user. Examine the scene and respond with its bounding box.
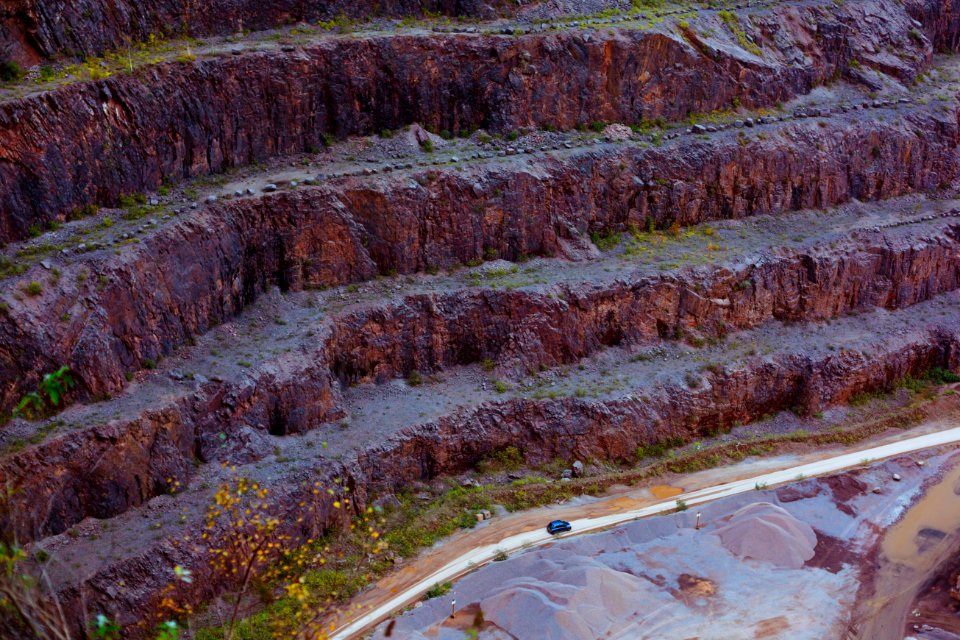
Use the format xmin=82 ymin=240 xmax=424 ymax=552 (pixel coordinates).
xmin=714 ymin=502 xmax=818 ymax=568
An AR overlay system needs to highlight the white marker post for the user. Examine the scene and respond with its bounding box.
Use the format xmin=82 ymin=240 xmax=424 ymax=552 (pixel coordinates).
xmin=695 ymin=512 xmax=701 ymax=530
xmin=451 ymin=599 xmax=456 ymax=618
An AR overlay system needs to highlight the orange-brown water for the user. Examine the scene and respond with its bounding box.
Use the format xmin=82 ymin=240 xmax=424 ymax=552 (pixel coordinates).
xmin=857 ymin=460 xmax=960 ymax=639
xmin=882 ymin=464 xmax=960 ymax=565
xmin=649 ymin=484 xmax=684 ymax=499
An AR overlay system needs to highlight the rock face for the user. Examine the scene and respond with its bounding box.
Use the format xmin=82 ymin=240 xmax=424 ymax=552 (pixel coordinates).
xmin=0 ymin=0 xmax=516 ymax=64
xmin=4 ymin=216 xmax=960 ymax=542
xmin=0 ymin=0 xmax=939 ymax=242
xmin=1 ymin=0 xmax=952 ymax=68
xmin=2 ymin=100 xmax=956 ymax=412
xmin=4 ymin=0 xmax=960 ymax=635
xmin=0 ymin=354 xmax=343 ymax=542
xmin=10 ymin=296 xmax=960 ymax=629
xmin=907 ymin=0 xmax=960 ymax=51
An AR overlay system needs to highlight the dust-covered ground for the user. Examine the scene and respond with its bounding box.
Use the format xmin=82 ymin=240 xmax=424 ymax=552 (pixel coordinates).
xmin=373 ymin=450 xmax=960 ymax=640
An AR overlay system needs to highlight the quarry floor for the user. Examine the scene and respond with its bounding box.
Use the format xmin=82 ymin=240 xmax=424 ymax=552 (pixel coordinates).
xmin=357 ymin=413 xmax=960 ymax=640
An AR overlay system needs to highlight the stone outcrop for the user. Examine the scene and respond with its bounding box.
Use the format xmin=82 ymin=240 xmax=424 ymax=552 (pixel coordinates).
xmin=2 ymin=98 xmax=956 ymax=413
xmin=3 ymin=0 xmax=960 ymax=634
xmin=29 ymin=295 xmax=960 ymax=631
xmin=907 ymin=0 xmax=960 ymax=51
xmin=0 ymin=350 xmax=343 ymax=543
xmin=3 ymin=212 xmax=959 ymax=544
xmin=0 ymin=0 xmax=518 ymax=65
xmin=0 ymin=0 xmax=938 ymax=242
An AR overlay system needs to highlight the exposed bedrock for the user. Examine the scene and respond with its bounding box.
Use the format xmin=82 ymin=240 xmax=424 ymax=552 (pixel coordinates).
xmin=0 ymin=0 xmax=518 ymax=65
xmin=3 ymin=0 xmax=958 ymax=66
xmin=326 ymin=224 xmax=960 ymax=386
xmin=38 ymin=306 xmax=960 ymax=632
xmin=0 ymin=348 xmax=344 ymax=544
xmin=342 ymin=106 xmax=960 ymax=265
xmin=907 ymin=0 xmax=960 ymax=51
xmin=0 ymin=195 xmax=373 ymax=412
xmin=1 ymin=103 xmax=955 ymax=412
xmin=0 ymin=0 xmax=939 ymax=241
xmin=3 ymin=218 xmax=960 ymax=542
xmin=358 ymin=333 xmax=958 ymax=486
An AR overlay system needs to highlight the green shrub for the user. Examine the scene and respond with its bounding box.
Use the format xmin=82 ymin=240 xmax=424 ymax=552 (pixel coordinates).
xmin=0 ymin=60 xmax=24 ymax=82
xmin=490 ymin=445 xmax=523 ymax=469
xmin=424 ymin=582 xmax=452 ymax=599
xmin=925 ymin=367 xmax=960 ymax=384
xmin=590 ymin=229 xmax=621 ymax=251
xmin=37 ymin=65 xmax=56 ymax=83
xmin=13 ymin=366 xmax=76 ymax=420
xmin=118 ymin=192 xmax=147 ymax=208
xmin=301 ymin=568 xmax=367 ymax=600
xmin=456 ymin=512 xmax=478 ymax=529
xmin=68 ymin=203 xmax=100 ymax=220
xmin=635 ymin=436 xmax=685 ymax=460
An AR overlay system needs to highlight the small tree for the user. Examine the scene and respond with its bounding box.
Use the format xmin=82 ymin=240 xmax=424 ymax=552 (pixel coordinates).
xmin=0 ymin=543 xmax=74 ymax=640
xmin=13 ymin=366 xmax=76 ymax=420
xmin=204 ymin=477 xmax=294 ymax=640
xmin=0 ymin=44 xmax=23 ymax=83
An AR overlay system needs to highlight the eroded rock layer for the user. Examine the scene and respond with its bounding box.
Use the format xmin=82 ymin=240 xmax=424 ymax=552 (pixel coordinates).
xmin=1 ymin=95 xmax=955 ymax=413
xmin=27 ymin=293 xmax=960 ymax=631
xmin=2 ymin=1 xmax=960 ymax=635
xmin=3 ymin=209 xmax=959 ymax=544
xmin=0 ymin=0 xmax=524 ymax=64
xmin=0 ymin=0 xmax=942 ymax=242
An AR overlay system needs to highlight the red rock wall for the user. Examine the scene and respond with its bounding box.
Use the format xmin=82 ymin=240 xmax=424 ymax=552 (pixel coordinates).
xmin=3 ymin=221 xmax=960 ymax=543
xmin=0 ymin=0 xmax=516 ymax=65
xmin=0 ymin=354 xmax=343 ymax=543
xmin=42 ymin=325 xmax=960 ymax=633
xmin=2 ymin=104 xmax=954 ymax=412
xmin=326 ymin=226 xmax=960 ymax=384
xmin=0 ymin=0 xmax=934 ymax=242
xmin=907 ymin=0 xmax=960 ymax=51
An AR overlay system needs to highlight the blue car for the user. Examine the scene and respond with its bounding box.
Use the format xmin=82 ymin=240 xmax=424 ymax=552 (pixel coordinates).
xmin=547 ymin=520 xmax=572 ymax=535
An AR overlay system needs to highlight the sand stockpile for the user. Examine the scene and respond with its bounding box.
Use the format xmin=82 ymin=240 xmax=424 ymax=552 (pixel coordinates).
xmin=478 ymin=563 xmax=647 ymax=640
xmin=714 ymin=502 xmax=818 ymax=569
